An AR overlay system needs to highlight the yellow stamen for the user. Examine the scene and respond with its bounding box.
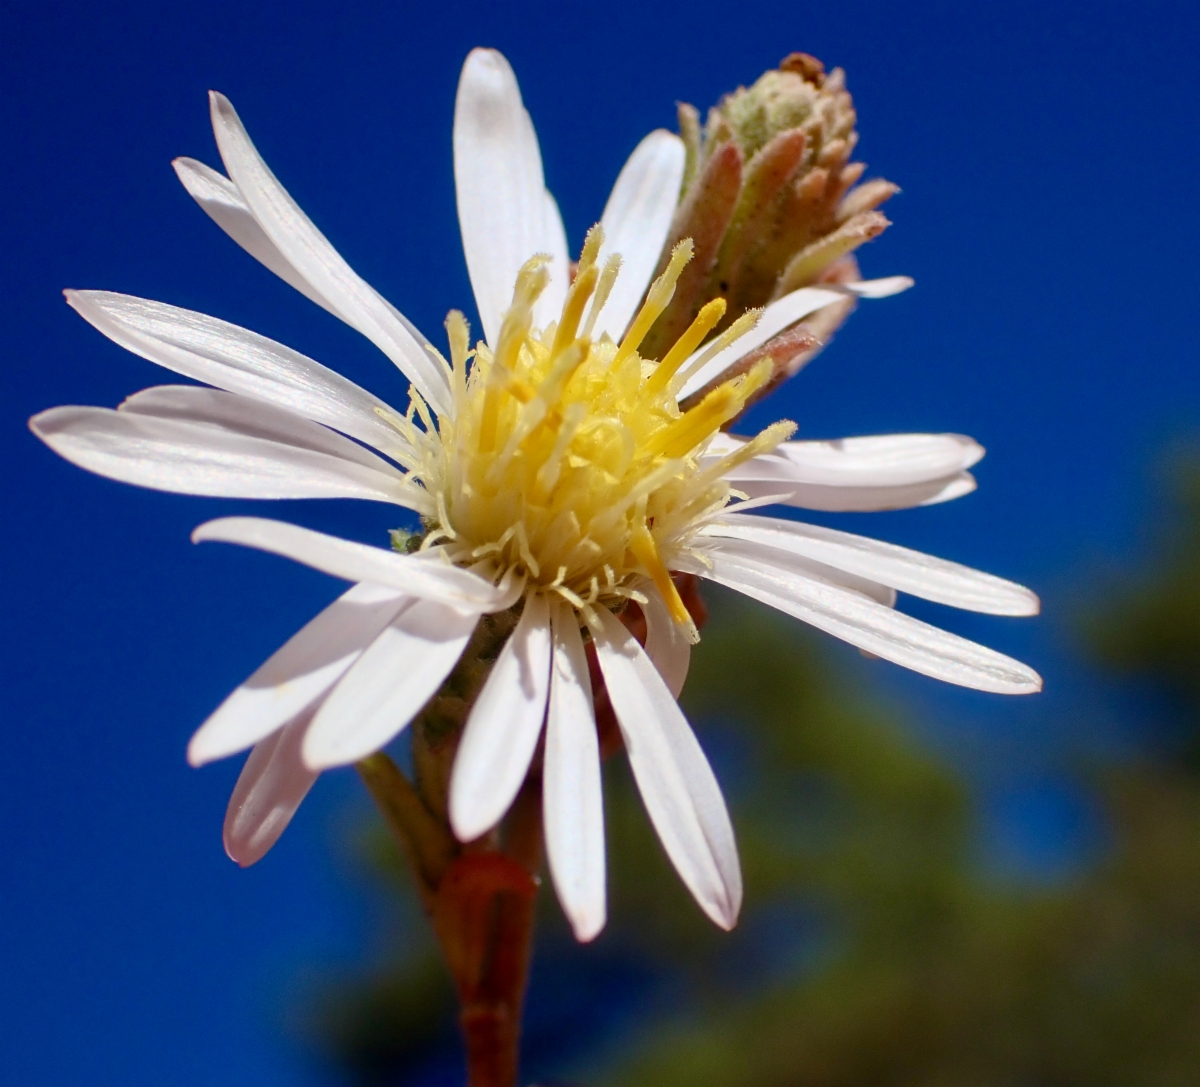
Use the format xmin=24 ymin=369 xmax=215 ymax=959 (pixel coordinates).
xmin=582 ymin=254 xmax=622 ymax=340
xmin=644 ymin=361 xmax=773 ymax=460
xmin=686 ymin=420 xmax=798 ymax=504
xmin=576 ymin=223 xmax=605 ymax=274
xmin=643 ymin=298 xmax=727 ymax=397
xmin=629 ymin=524 xmax=691 ymax=625
xmin=707 ymin=419 xmax=796 ymax=474
xmin=551 ymin=262 xmax=598 ymax=357
xmin=445 ymin=310 xmax=471 ymax=411
xmin=671 ymin=308 xmax=761 ymax=394
xmin=612 ymin=238 xmax=694 ymax=368
xmin=480 ymin=257 xmax=548 ymax=452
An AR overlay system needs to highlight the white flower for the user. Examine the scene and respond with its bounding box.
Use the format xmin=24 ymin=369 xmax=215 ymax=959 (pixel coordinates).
xmin=29 ymin=49 xmax=1039 ymax=942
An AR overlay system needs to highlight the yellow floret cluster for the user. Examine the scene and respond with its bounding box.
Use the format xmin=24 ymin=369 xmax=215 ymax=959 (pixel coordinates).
xmin=398 ymin=226 xmax=794 ymax=636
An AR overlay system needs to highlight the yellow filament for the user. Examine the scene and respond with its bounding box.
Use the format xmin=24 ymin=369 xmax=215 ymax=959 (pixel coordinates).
xmin=642 ymin=362 xmax=769 ymax=460
xmin=551 ymin=262 xmax=598 ymax=356
xmin=629 ymin=525 xmax=691 ymax=625
xmin=671 ymin=308 xmax=762 ymax=393
xmin=544 ymin=225 xmax=606 ymax=357
xmin=644 ymin=298 xmax=727 ymax=397
xmin=480 ymin=258 xmax=548 ymax=452
xmin=612 ymin=238 xmax=694 ymax=368
xmin=582 ymin=254 xmax=622 ymax=340
xmin=444 ymin=311 xmax=473 ymax=434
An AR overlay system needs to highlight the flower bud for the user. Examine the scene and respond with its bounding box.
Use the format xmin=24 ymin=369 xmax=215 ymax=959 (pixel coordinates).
xmin=644 ymin=53 xmax=899 ymax=402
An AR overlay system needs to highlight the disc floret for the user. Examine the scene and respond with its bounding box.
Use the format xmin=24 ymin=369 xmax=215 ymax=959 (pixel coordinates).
xmin=400 ymin=227 xmax=795 ymax=636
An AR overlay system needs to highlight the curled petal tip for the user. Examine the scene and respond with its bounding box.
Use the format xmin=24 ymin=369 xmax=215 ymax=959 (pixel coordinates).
xmin=707 ymin=894 xmax=741 ymax=931
xmin=961 ymin=438 xmax=986 ymax=468
xmin=1007 ymin=664 xmax=1043 ymax=694
xmin=185 ymin=737 xmax=206 ymax=768
xmin=298 ymin=740 xmax=334 ymax=773
xmin=846 ymin=275 xmax=914 ymax=299
xmin=191 ymin=518 xmax=233 ymax=545
xmin=572 ymin=914 xmax=607 ymax=943
xmin=187 ymin=726 xmax=230 ymax=768
xmin=223 ymin=836 xmax=260 ymax=868
xmin=447 ymin=802 xmax=489 ymax=845
xmin=464 ymin=46 xmax=508 ymax=67
xmin=208 ymin=91 xmax=239 ymax=125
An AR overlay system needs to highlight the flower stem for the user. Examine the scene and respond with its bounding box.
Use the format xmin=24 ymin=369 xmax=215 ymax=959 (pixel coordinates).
xmin=356 ymin=740 xmax=541 ymax=1087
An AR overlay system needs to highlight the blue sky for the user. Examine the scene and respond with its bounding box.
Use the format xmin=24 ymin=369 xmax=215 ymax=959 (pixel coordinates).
xmin=3 ymin=2 xmax=1198 ymax=1084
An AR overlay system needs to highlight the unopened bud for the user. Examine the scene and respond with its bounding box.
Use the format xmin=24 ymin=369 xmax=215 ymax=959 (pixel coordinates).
xmin=719 ymin=54 xmax=853 ymax=163
xmin=643 ymin=52 xmax=899 ymax=402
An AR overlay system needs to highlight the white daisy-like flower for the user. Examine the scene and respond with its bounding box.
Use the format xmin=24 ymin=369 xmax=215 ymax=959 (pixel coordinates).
xmin=29 ymin=49 xmax=1039 ymax=942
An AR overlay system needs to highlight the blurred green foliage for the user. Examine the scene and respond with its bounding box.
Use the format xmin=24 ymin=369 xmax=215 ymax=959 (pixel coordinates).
xmin=305 ymin=463 xmax=1200 ymax=1087
xmin=1083 ymin=461 xmax=1200 ymax=763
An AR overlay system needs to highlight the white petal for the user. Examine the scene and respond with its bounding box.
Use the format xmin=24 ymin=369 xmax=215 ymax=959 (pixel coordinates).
xmin=843 ymin=275 xmax=914 ymax=299
xmin=701 ymin=513 xmax=1039 ymax=616
xmin=454 ymin=48 xmax=548 ymax=347
xmin=676 ymin=287 xmax=844 ymax=400
xmin=592 ymin=607 xmax=742 ymax=930
xmin=207 ymin=92 xmax=450 ymax=415
xmin=223 ymin=710 xmax=320 ymax=867
xmin=303 ymin=598 xmax=479 ymax=769
xmin=65 ymin=291 xmax=411 ymax=460
xmin=710 ymin=432 xmax=984 ymax=511
xmin=677 ymin=277 xmax=908 ymax=399
xmin=172 ymin=157 xmax=338 ymax=316
xmin=693 ymin=536 xmax=897 ymax=608
xmin=699 ymin=548 xmax=1042 ymax=694
xmin=726 ymin=472 xmax=978 ymax=512
xmin=449 ymin=594 xmax=552 ymax=841
xmin=908 ymin=474 xmax=978 ymax=506
xmin=543 ymin=601 xmax=606 ymax=942
xmin=30 ymin=404 xmax=411 ymax=504
xmin=593 ymin=130 xmax=686 ymax=341
xmin=118 ymin=385 xmax=392 ymax=466
xmin=174 ymin=158 xmax=443 ymax=365
xmin=780 ymin=433 xmax=985 ymax=482
xmin=713 ymin=432 xmax=984 ymax=487
xmin=533 ymin=189 xmax=570 ymax=333
xmin=189 ymin=582 xmax=410 ymax=766
xmin=640 ymin=583 xmax=691 ymax=697
xmin=192 ymin=517 xmax=508 ymax=610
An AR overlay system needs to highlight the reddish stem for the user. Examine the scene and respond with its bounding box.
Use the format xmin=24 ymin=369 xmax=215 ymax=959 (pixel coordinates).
xmin=432 ymin=785 xmax=541 ymax=1087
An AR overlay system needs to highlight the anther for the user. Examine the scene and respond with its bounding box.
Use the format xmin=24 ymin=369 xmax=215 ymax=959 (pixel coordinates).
xmin=644 ymin=298 xmax=727 ymax=397
xmin=551 ymin=262 xmax=599 ymax=357
xmin=629 ymin=525 xmax=692 ymax=627
xmin=670 ymin=308 xmax=761 ymax=394
xmin=612 ymin=238 xmax=694 ymax=368
xmin=480 ymin=256 xmax=549 ymax=452
xmin=645 ymin=360 xmax=773 ymax=459
xmin=582 ymin=254 xmax=622 ymax=340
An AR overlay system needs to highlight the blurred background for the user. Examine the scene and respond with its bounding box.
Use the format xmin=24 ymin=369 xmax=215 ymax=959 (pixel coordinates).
xmin=2 ymin=1 xmax=1199 ymax=1084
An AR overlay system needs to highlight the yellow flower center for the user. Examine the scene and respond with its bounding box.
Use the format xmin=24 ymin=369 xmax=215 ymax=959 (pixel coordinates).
xmin=402 ymin=226 xmax=795 ymax=635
